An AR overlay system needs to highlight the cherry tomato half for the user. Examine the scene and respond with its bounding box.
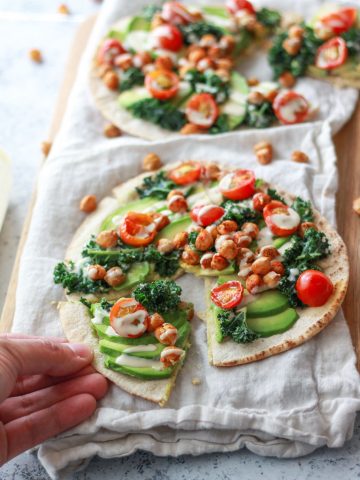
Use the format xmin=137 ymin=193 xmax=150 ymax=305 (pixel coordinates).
xmin=226 ymin=0 xmax=255 ymax=15
xmin=152 ymin=24 xmax=183 ymax=52
xmin=320 ymin=7 xmax=357 ymax=35
xmin=273 ymin=91 xmax=310 ymax=125
xmin=190 ymin=204 xmax=225 ymax=226
xmin=219 ymin=169 xmax=256 ymax=201
xmin=110 ymin=298 xmax=149 ymax=338
xmin=118 ymin=212 xmax=157 ymax=247
xmin=211 ymin=280 xmax=244 ymax=309
xmin=168 ymin=161 xmax=202 ymax=185
xmin=145 ymin=69 xmax=179 ymax=100
xmin=295 ymin=270 xmax=334 ymax=307
xmin=263 ymin=201 xmax=301 ymax=237
xmin=162 ymin=1 xmax=196 ymax=25
xmin=315 ymin=37 xmax=348 ymax=70
xmin=185 ymin=93 xmax=219 ymax=128
xmin=97 ymin=39 xmax=126 ymax=66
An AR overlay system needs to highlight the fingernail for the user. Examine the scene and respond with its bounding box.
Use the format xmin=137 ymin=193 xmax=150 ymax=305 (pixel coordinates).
xmin=67 ymin=343 xmax=92 ymax=359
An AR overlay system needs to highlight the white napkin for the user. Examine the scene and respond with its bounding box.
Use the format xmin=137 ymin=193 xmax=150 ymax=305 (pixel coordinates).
xmin=11 ymin=0 xmax=360 ymax=478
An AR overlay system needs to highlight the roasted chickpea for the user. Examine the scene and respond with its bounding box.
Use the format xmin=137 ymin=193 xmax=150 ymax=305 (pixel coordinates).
xmin=152 ymin=212 xmax=170 ymax=231
xmin=242 ymin=222 xmax=259 ymax=239
xmin=104 ymin=123 xmax=122 ymax=138
xmin=114 ymin=53 xmax=133 ymax=70
xmin=291 ymin=150 xmax=309 ymax=163
xmin=247 ymin=77 xmax=259 ymax=87
xmin=80 ymin=194 xmax=97 ymax=213
xmin=217 ymin=220 xmax=238 ymax=235
xmin=155 ymin=55 xmax=173 ymax=71
xmin=206 ymin=224 xmax=219 ymax=240
xmin=57 ymin=4 xmax=70 ymax=14
xmin=247 ymin=91 xmax=265 ymax=105
xmin=263 ymin=271 xmax=281 ymax=288
xmin=298 ymin=222 xmax=317 ymax=238
xmin=87 ymin=264 xmax=106 ymax=281
xmin=246 ymin=274 xmax=263 ymax=294
xmin=256 ymin=147 xmax=273 ymax=165
xmin=202 ymin=163 xmax=221 ymax=181
xmin=251 ymin=256 xmax=271 ymax=275
xmin=233 ymin=231 xmax=252 ymax=248
xmin=180 ymin=123 xmax=206 ymax=135
xmin=167 ymin=189 xmax=184 ymax=200
xmin=208 ymin=45 xmax=222 ymax=59
xmin=279 ymin=71 xmax=296 ymax=88
xmin=160 ymin=346 xmax=184 ymax=367
xmin=215 ymin=58 xmax=233 ymax=70
xmin=133 ymin=51 xmax=152 ymax=68
xmin=29 ymin=48 xmax=42 ymax=63
xmin=218 ymin=239 xmax=238 ymax=260
xmin=282 ymin=37 xmax=302 ymax=56
xmin=270 ymin=260 xmax=285 ymax=275
xmin=41 ymin=141 xmax=52 ymax=156
xmin=314 ymin=24 xmax=333 ymax=41
xmin=252 ymin=192 xmax=271 ymax=212
xmin=188 ymin=47 xmax=206 ymax=64
xmin=210 ymin=253 xmax=229 ymax=270
xmin=199 ymin=34 xmax=217 ymax=47
xmin=215 ymin=68 xmax=230 ymax=81
xmin=218 ymin=35 xmax=235 ymax=53
xmin=148 ymin=312 xmax=165 ymax=332
xmin=200 ymin=252 xmax=214 ymax=269
xmin=181 ymin=246 xmax=200 ymax=265
xmin=104 ymin=267 xmax=125 ymax=287
xmin=253 ymin=21 xmax=267 ymax=37
xmin=155 ymin=323 xmax=178 ymax=345
xmin=289 ymin=25 xmax=304 ymax=39
xmin=157 ymin=238 xmax=175 ymax=254
xmin=151 ymin=12 xmax=165 ymax=29
xmin=197 ymin=57 xmax=215 ymax=72
xmin=259 ymin=246 xmax=279 ymax=259
xmin=237 ymin=247 xmax=255 ymax=264
xmin=97 ymin=64 xmax=112 ymax=78
xmin=178 ymin=64 xmax=195 ymax=78
xmin=96 ymin=229 xmax=118 ymax=248
xmin=195 ymin=229 xmax=214 ymax=251
xmin=103 ymin=70 xmax=119 ymax=90
xmin=254 ymin=141 xmax=272 ymax=155
xmin=173 ymin=231 xmax=188 ymax=249
xmin=143 ymin=152 xmax=162 ymax=171
xmin=265 ymin=89 xmax=279 ymax=103
xmin=168 ymin=194 xmax=188 ymax=213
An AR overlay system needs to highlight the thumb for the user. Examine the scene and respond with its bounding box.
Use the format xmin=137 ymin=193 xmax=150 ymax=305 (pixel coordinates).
xmin=0 ymin=337 xmax=93 ymax=401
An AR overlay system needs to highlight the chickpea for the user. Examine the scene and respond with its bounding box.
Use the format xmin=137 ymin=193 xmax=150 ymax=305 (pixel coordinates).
xmin=353 ymin=197 xmax=360 ymax=215
xmin=247 ymin=91 xmax=265 ymax=105
xmin=29 ymin=48 xmax=42 ymax=63
xmin=195 ymin=229 xmax=214 ymax=251
xmin=236 ymin=12 xmax=257 ymax=30
xmin=133 ymin=51 xmax=152 ymax=68
xmin=219 ymin=35 xmax=235 ymax=53
xmin=143 ymin=63 xmax=156 ymax=75
xmin=208 ymin=46 xmax=222 ymax=59
xmin=238 ymin=264 xmax=252 ymax=279
xmin=247 ymin=77 xmax=259 ymax=87
xmin=80 ymin=194 xmax=97 ymax=213
xmin=173 ymin=231 xmax=188 ymax=249
xmin=253 ymin=22 xmax=267 ymax=37
xmin=155 ymin=323 xmax=178 ymax=345
xmin=237 ymin=247 xmax=255 ymax=263
xmin=265 ymin=89 xmax=279 ymax=103
xmin=41 ymin=141 xmax=52 ymax=157
xmin=270 ymin=260 xmax=285 ymax=276
xmin=254 ymin=141 xmax=272 ymax=154
xmin=252 ymin=192 xmax=271 ymax=212
xmin=167 ymin=190 xmax=184 ymax=200
xmin=168 ymin=194 xmax=188 ymax=213
xmin=298 ymin=222 xmax=317 ymax=238
xmin=151 ymin=12 xmax=165 ymax=29
xmin=199 ymin=34 xmax=217 ymax=47
xmin=87 ymin=264 xmax=106 ymax=281
xmin=157 ymin=238 xmax=175 ymax=254
xmin=160 ymin=346 xmax=184 ymax=367
xmin=233 ymin=231 xmax=252 ymax=248
xmin=200 ymin=252 xmax=214 ymax=269
xmin=291 ymin=150 xmax=309 ymax=163
xmin=206 ymin=224 xmax=219 ymax=240
xmin=155 ymin=55 xmax=173 ymax=71
xmin=217 ymin=220 xmax=238 ymax=235
xmin=242 ymin=222 xmax=259 ymax=239
xmin=210 ymin=253 xmax=229 ymax=270
xmin=263 ymin=271 xmax=281 ymax=288
xmin=203 ymin=163 xmax=221 ymax=181
xmin=314 ymin=24 xmax=333 ymax=41
xmin=188 ymin=224 xmax=202 ymax=233
xmin=256 ymin=147 xmax=272 ymax=165
xmin=251 ymin=256 xmax=271 ymax=275
xmin=143 ymin=152 xmax=162 ymax=171
xmin=104 ymin=123 xmax=122 ymax=138
xmin=289 ymin=25 xmax=304 ymax=39
xmin=96 ymin=229 xmax=118 ymax=248
xmin=114 ymin=53 xmax=133 ymax=70
xmin=104 ymin=267 xmax=125 ymax=287
xmin=215 ymin=68 xmax=230 ymax=81
xmin=197 ymin=57 xmax=215 ymax=72
xmin=246 ymin=274 xmax=263 ymax=294
xmin=180 ymin=123 xmax=206 ymax=135
xmin=215 ymin=58 xmax=233 ymax=70
xmin=57 ymin=4 xmax=70 ymax=14
xmin=97 ymin=64 xmax=112 ymax=78
xmin=282 ymin=37 xmax=302 ymax=56
xmin=148 ymin=313 xmax=165 ymax=332
xmin=218 ymin=239 xmax=238 ymax=260
xmin=179 ymin=65 xmax=195 ymax=78
xmin=103 ymin=70 xmax=119 ymax=90
xmin=188 ymin=47 xmax=206 ymax=64
xmin=152 ymin=212 xmax=170 ymax=231
xmin=259 ymin=246 xmax=279 ymax=259
xmin=181 ymin=246 xmax=200 ymax=265
xmin=279 ymin=71 xmax=296 ymax=88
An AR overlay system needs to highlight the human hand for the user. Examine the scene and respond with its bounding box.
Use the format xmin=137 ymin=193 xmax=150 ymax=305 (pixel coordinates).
xmin=0 ymin=334 xmax=108 ymax=466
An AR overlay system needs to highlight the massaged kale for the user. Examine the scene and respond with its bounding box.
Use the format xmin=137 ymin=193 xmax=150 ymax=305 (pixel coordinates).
xmin=179 ymin=22 xmax=223 ymax=44
xmin=136 ymin=171 xmax=177 ymax=199
xmin=256 ymin=7 xmax=281 ymax=28
xmin=217 ymin=309 xmax=259 ymax=343
xmin=119 ymin=67 xmax=145 ymax=92
xmin=221 ymin=200 xmax=261 ymax=226
xmin=245 ymin=101 xmax=276 ymax=129
xmin=184 ymin=69 xmax=230 ymax=103
xmin=291 ymin=197 xmax=314 ymax=222
xmin=53 ymin=261 xmax=110 ymax=294
xmin=127 ymin=98 xmax=186 ymax=131
xmin=133 ymin=279 xmax=182 ymax=313
xmin=209 ymin=114 xmax=231 ymax=134
xmin=267 ymin=188 xmax=286 ymax=204
xmin=141 ymin=4 xmax=161 ymax=21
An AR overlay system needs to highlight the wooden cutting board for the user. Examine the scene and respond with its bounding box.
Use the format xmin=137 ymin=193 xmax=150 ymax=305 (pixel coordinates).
xmin=1 ymin=16 xmax=359 ymax=369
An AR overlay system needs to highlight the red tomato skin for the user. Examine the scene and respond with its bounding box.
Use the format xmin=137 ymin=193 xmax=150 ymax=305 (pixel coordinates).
xmin=296 ymin=270 xmax=334 ymax=307
xmin=263 ymin=201 xmax=299 ymax=237
xmin=168 ymin=161 xmax=202 ymax=185
xmin=315 ymin=37 xmax=348 ymax=70
xmin=118 ymin=212 xmax=156 ymax=247
xmin=110 ymin=300 xmax=149 ymax=338
xmin=211 ymin=280 xmax=244 ymax=309
xmin=321 ymin=7 xmax=357 ymax=35
xmin=162 ymin=2 xmax=194 ymax=25
xmin=220 ymin=170 xmax=256 ymax=201
xmin=185 ymin=93 xmax=219 ymax=128
xmin=153 ymin=25 xmax=183 ymax=52
xmin=226 ymin=0 xmax=255 ymax=15
xmin=145 ymin=70 xmax=179 ymax=100
xmin=97 ymin=39 xmax=125 ymax=66
xmin=273 ymin=91 xmax=310 ymax=125
xmin=190 ymin=205 xmax=225 ymax=226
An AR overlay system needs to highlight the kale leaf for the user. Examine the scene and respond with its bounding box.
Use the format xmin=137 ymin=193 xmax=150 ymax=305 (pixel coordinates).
xmin=179 ymin=22 xmax=224 ymax=44
xmin=100 ymin=298 xmax=113 ymax=311
xmin=221 ymin=200 xmax=261 ymax=226
xmin=127 ymin=98 xmax=186 ymax=131
xmin=267 ymin=188 xmax=286 ymax=204
xmin=80 ymin=297 xmax=92 ymax=309
xmin=143 ymin=245 xmax=181 ymax=277
xmin=218 ymin=309 xmax=259 ymax=343
xmin=341 ymin=28 xmax=360 ymax=57
xmin=209 ymin=114 xmax=231 ymax=134
xmin=120 ymin=67 xmax=144 ymax=92
xmin=297 ymin=228 xmax=330 ymax=262
xmin=256 ymin=8 xmax=281 ymax=28
xmin=141 ymin=4 xmax=161 ymax=21
xmin=184 ymin=69 xmax=230 ymax=104
xmin=188 ymin=231 xmax=199 ymax=248
xmin=245 ymin=101 xmax=276 ymax=129
xmin=291 ymin=197 xmax=314 ymax=222
xmin=53 ymin=261 xmax=110 ymax=294
xmin=136 ymin=171 xmax=177 ymax=199
xmin=133 ymin=279 xmax=182 ymax=313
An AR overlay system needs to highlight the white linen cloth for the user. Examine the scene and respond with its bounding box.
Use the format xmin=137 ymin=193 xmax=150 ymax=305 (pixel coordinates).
xmin=10 ymin=0 xmax=360 ymax=478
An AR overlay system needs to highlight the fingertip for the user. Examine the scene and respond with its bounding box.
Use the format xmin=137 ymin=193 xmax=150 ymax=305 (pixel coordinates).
xmin=66 ymin=343 xmax=93 ymax=361
xmin=71 ymin=393 xmax=97 ymax=419
xmin=90 ymin=373 xmax=110 ymax=400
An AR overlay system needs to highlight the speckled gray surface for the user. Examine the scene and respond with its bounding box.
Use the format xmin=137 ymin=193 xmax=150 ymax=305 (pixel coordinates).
xmin=0 ymin=1 xmax=359 ymax=478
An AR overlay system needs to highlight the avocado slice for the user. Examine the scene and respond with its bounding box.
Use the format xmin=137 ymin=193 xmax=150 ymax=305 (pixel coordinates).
xmin=126 ymin=16 xmax=151 ymax=32
xmin=221 ymin=72 xmax=249 ymax=129
xmin=202 ymin=5 xmax=230 ymax=19
xmin=101 ymin=196 xmax=159 ymax=231
xmin=246 ymin=290 xmax=289 ymax=318
xmin=247 ymin=308 xmax=299 ymax=337
xmin=100 ymin=338 xmax=165 ymax=358
xmin=273 ymin=237 xmax=290 ymax=249
xmin=105 ymin=357 xmax=174 ymax=380
xmin=212 ymin=304 xmax=225 ymax=343
xmin=156 ymin=215 xmax=192 ymax=241
xmin=113 ymin=262 xmax=150 ymax=292
xmin=94 ymin=324 xmax=158 ymax=345
xmin=118 ymin=87 xmax=151 ymax=109
xmin=182 ymin=262 xmax=236 ymax=277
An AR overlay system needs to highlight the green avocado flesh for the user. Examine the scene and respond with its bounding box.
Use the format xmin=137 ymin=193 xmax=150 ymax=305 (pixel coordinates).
xmin=156 ymin=215 xmax=192 ymax=241
xmin=118 ymin=87 xmax=150 ymax=109
xmin=101 ymin=197 xmax=158 ymax=231
xmin=182 ymin=262 xmax=236 ymax=277
xmin=246 ymin=308 xmax=299 ymax=337
xmin=202 ymin=5 xmax=230 ymax=19
xmin=273 ymin=237 xmax=290 ymax=249
xmin=113 ymin=262 xmax=150 ymax=292
xmin=246 ymin=291 xmax=289 ymax=318
xmin=92 ymin=304 xmax=191 ymax=380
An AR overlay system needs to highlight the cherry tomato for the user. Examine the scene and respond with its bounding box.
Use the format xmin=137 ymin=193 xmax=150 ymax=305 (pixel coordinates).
xmin=118 ymin=212 xmax=157 ymax=247
xmin=219 ymin=169 xmax=256 ymax=201
xmin=168 ymin=161 xmax=202 ymax=185
xmin=263 ymin=201 xmax=300 ymax=237
xmin=190 ymin=204 xmax=225 ymax=226
xmin=162 ymin=2 xmax=196 ymax=25
xmin=226 ymin=0 xmax=255 ymax=15
xmin=152 ymin=24 xmax=183 ymax=52
xmin=252 ymin=192 xmax=271 ymax=212
xmin=145 ymin=69 xmax=179 ymax=100
xmin=110 ymin=298 xmax=149 ymax=338
xmin=296 ymin=270 xmax=334 ymax=307
xmin=273 ymin=91 xmax=310 ymax=125
xmin=315 ymin=37 xmax=348 ymax=70
xmin=97 ymin=39 xmax=126 ymax=66
xmin=320 ymin=7 xmax=357 ymax=35
xmin=211 ymin=280 xmax=244 ymax=309
xmin=185 ymin=93 xmax=219 ymax=128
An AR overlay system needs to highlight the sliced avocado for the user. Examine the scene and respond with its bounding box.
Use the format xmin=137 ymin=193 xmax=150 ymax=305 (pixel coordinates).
xmin=307 ymin=65 xmax=328 ymax=79
xmin=94 ymin=324 xmax=158 ymax=345
xmin=230 ymin=71 xmax=249 ymax=94
xmin=170 ymin=81 xmax=192 ymax=108
xmin=217 ymin=274 xmax=240 ymax=285
xmin=114 ymin=262 xmax=150 ymax=292
xmin=156 ymin=215 xmax=192 ymax=241
xmin=118 ymin=87 xmax=150 ymax=109
xmin=182 ymin=262 xmax=236 ymax=277
xmin=127 ymin=16 xmax=151 ymax=32
xmin=202 ymin=5 xmax=230 ymax=19
xmin=176 ymin=321 xmax=191 ymax=347
xmin=221 ymin=72 xmax=249 ymax=129
xmin=213 ymin=305 xmax=224 ymax=343
xmin=100 ymin=338 xmax=164 ymax=358
xmin=246 ymin=290 xmax=289 ymax=318
xmin=105 ymin=357 xmax=174 ymax=380
xmin=273 ymin=237 xmax=290 ymax=249
xmin=163 ymin=308 xmax=189 ymax=328
xmin=101 ymin=196 xmax=158 ymax=231
xmin=247 ymin=307 xmax=299 ymax=337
